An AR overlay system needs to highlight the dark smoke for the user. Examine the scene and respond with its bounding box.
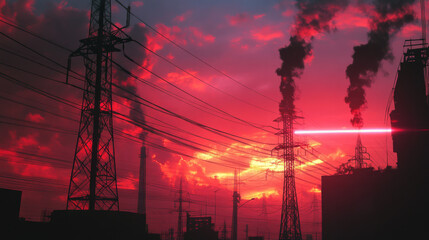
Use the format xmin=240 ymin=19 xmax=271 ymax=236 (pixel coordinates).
xmin=277 ymin=36 xmax=311 ymax=114
xmin=293 ymin=0 xmax=350 ymax=37
xmin=114 ymin=24 xmax=148 ymax=140
xmin=345 ymin=0 xmax=416 ymax=127
xmin=277 ymin=0 xmax=349 ymax=115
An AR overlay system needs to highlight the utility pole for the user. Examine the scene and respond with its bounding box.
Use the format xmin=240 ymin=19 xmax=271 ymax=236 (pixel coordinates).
xmin=66 ymin=0 xmax=131 ymax=211
xmin=245 ymin=224 xmax=248 ymax=240
xmin=231 ymin=169 xmax=240 ymax=240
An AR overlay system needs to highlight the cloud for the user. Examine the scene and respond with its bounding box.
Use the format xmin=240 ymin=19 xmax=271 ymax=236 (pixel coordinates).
xmin=174 ymin=10 xmax=192 ymax=22
xmin=228 ymin=12 xmax=265 ymax=26
xmin=251 ymin=26 xmax=284 ymax=41
xmin=253 ymin=13 xmax=265 ymax=20
xmin=117 ymin=174 xmax=138 ymax=190
xmin=164 ymin=70 xmax=207 ymax=90
xmin=26 ymin=113 xmax=44 ymax=123
xmin=334 ymin=5 xmax=370 ymax=30
xmin=228 ymin=12 xmax=252 ymax=26
xmin=188 ymin=26 xmax=215 ymax=45
xmin=155 ymin=156 xmax=221 ymax=187
xmin=131 ymin=1 xmax=144 ymax=8
xmin=242 ymin=189 xmax=279 ymax=200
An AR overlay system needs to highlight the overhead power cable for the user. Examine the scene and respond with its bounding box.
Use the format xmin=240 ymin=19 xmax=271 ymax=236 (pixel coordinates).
xmin=113 ymin=0 xmax=278 ymax=104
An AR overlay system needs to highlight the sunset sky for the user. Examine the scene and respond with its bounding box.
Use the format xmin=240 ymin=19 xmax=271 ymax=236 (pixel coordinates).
xmin=0 ymin=0 xmax=424 ymax=239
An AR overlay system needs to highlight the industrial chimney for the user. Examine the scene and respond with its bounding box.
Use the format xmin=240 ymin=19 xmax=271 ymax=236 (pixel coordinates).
xmin=137 ymin=146 xmax=146 ymax=215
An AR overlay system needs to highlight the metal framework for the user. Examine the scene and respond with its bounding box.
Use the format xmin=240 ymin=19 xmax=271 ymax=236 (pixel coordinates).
xmin=231 ymin=169 xmax=240 ymax=240
xmin=337 ymin=135 xmax=371 ymax=175
xmin=66 ymin=0 xmax=130 ymax=210
xmin=276 ymin=112 xmax=302 ymax=240
xmin=177 ymin=177 xmax=184 ymax=240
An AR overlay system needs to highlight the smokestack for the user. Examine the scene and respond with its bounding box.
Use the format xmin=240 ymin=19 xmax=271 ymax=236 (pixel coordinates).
xmin=137 ymin=146 xmax=146 ymax=215
xmin=345 ymin=0 xmax=416 ymax=127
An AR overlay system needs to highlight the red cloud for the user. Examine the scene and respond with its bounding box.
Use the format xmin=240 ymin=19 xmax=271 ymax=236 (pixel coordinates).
xmin=117 ymin=174 xmax=138 ymax=190
xmin=148 ymin=23 xmax=185 ymax=53
xmin=131 ymin=1 xmax=144 ymax=8
xmin=164 ymin=70 xmax=207 ymax=90
xmin=400 ymin=23 xmax=420 ymax=37
xmin=253 ymin=14 xmax=265 ymax=20
xmin=26 ymin=113 xmax=44 ymax=123
xmin=16 ymin=134 xmax=39 ymax=149
xmin=334 ymin=6 xmax=369 ymax=30
xmin=228 ymin=12 xmax=251 ymax=26
xmin=174 ymin=10 xmax=192 ymax=22
xmin=155 ymin=156 xmax=221 ymax=187
xmin=188 ymin=26 xmax=215 ymax=44
xmin=251 ymin=26 xmax=284 ymax=41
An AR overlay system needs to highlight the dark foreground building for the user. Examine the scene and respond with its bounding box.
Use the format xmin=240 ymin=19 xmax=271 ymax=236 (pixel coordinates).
xmin=322 ymin=40 xmax=429 ymax=240
xmin=184 ymin=213 xmax=218 ymax=240
xmin=0 ymin=188 xmax=160 ymax=240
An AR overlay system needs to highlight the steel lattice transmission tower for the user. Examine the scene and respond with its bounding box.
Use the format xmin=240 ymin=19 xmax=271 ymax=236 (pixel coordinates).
xmin=273 ymin=100 xmax=302 ymax=240
xmin=66 ymin=0 xmax=131 ymax=210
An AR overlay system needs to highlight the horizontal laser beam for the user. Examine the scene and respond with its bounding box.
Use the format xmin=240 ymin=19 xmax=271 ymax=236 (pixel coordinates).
xmin=294 ymin=128 xmax=392 ymax=135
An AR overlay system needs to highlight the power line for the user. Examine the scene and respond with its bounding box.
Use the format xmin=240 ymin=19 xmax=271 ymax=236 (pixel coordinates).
xmin=113 ymin=0 xmax=278 ymax=104
xmin=0 ymin=27 xmax=277 ymax=147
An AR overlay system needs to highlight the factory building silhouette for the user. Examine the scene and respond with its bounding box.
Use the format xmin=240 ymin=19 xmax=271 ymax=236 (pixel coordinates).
xmin=322 ymin=39 xmax=429 ymax=240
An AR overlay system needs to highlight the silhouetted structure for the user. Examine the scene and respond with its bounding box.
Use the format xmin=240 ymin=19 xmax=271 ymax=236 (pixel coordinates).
xmin=176 ymin=177 xmax=185 ymax=240
xmin=221 ymin=221 xmax=228 ymax=240
xmin=390 ymin=39 xmax=429 ymax=172
xmin=272 ymin=106 xmax=302 ymax=240
xmin=337 ymin=135 xmax=372 ymax=175
xmin=322 ymin=39 xmax=429 ymax=240
xmin=0 ymin=188 xmax=21 ymax=224
xmin=66 ymin=0 xmax=131 ymax=211
xmin=50 ymin=210 xmax=160 ymax=240
xmin=138 ymin=146 xmax=147 ymax=215
xmin=0 ymin=190 xmax=160 ymax=240
xmin=231 ymin=169 xmax=240 ymax=240
xmin=184 ymin=213 xmax=218 ymax=240
xmin=248 ymin=237 xmax=264 ymax=240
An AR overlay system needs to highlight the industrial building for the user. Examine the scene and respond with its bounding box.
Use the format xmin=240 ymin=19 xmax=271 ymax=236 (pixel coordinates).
xmin=322 ymin=40 xmax=429 ymax=240
xmin=0 ymin=187 xmax=160 ymax=240
xmin=184 ymin=213 xmax=218 ymax=240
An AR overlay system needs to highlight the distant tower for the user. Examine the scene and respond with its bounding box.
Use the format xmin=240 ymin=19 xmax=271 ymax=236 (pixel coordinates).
xmin=273 ymin=103 xmax=302 ymax=239
xmin=222 ymin=221 xmax=227 ymax=240
xmin=137 ymin=146 xmax=146 ymax=215
xmin=337 ymin=135 xmax=371 ymax=174
xmin=177 ymin=177 xmax=184 ymax=240
xmin=311 ymin=191 xmax=320 ymax=240
xmin=231 ymin=169 xmax=240 ymax=240
xmin=261 ymin=194 xmax=269 ymax=238
xmin=66 ymin=0 xmax=130 ymax=210
xmin=353 ymin=135 xmax=370 ymax=169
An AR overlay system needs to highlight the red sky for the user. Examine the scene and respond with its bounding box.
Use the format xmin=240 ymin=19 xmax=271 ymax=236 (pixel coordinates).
xmin=0 ymin=0 xmax=424 ymax=239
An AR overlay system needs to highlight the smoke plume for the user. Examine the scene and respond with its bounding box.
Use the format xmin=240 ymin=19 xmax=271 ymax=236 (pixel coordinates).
xmin=114 ymin=24 xmax=148 ymax=140
xmin=345 ymin=0 xmax=416 ymax=127
xmin=277 ymin=0 xmax=349 ymax=115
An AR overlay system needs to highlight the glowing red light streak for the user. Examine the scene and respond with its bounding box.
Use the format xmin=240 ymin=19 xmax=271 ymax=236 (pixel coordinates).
xmin=294 ymin=128 xmax=392 ymax=135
